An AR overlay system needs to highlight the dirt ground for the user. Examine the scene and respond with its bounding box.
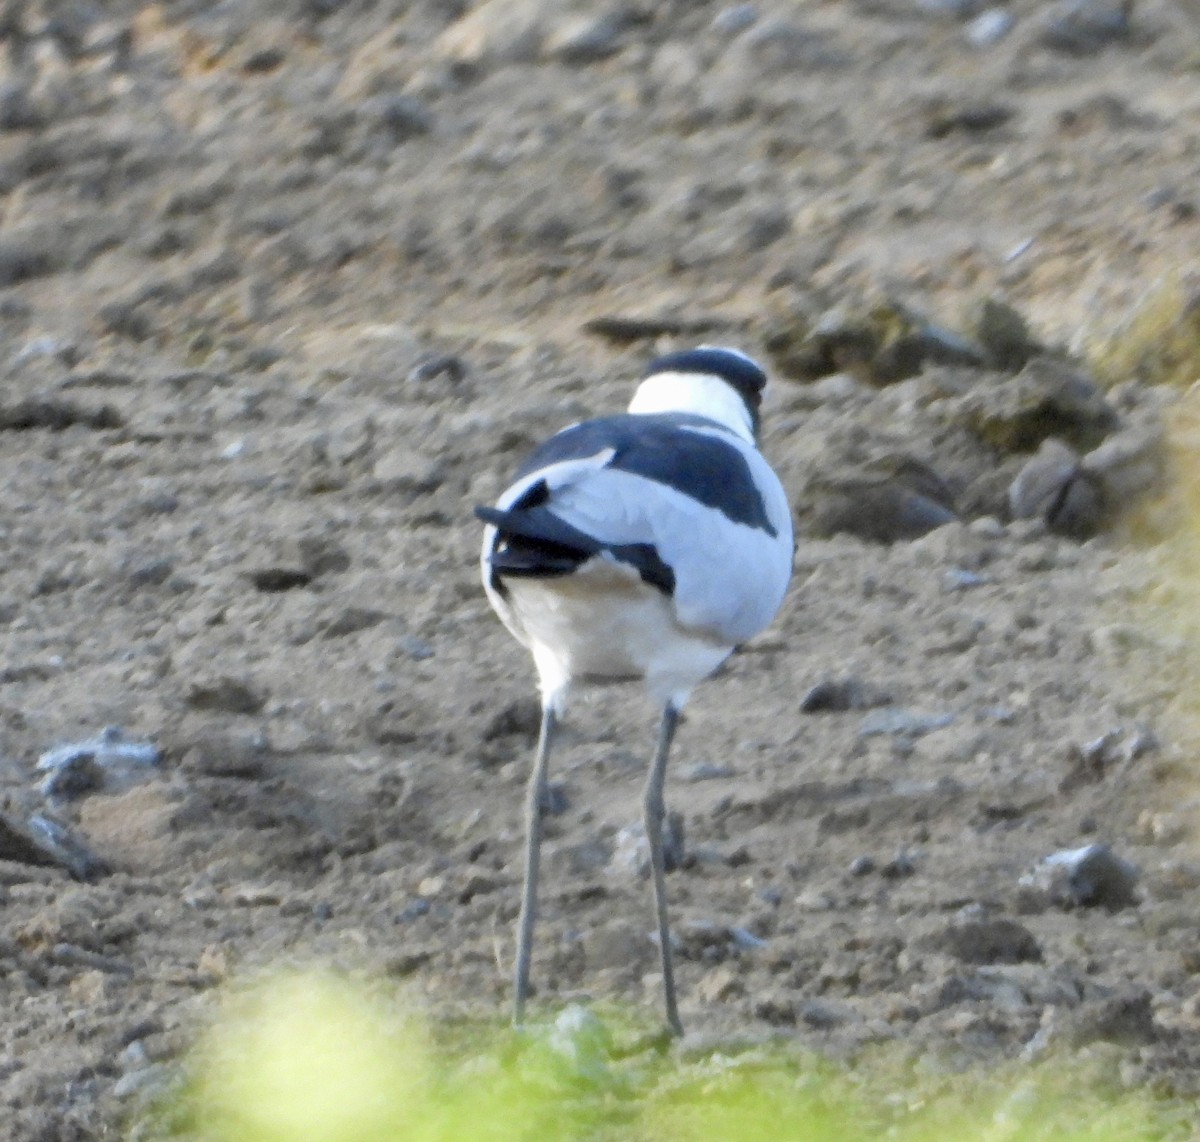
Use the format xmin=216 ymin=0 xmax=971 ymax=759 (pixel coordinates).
xmin=1 ymin=0 xmax=1200 ymax=1136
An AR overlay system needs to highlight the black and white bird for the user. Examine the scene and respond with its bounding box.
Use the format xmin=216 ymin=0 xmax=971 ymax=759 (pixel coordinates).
xmin=476 ymin=346 xmax=793 ymax=1036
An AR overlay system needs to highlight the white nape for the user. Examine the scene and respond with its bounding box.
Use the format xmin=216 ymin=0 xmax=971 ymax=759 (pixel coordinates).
xmin=627 ymin=370 xmax=756 ymax=442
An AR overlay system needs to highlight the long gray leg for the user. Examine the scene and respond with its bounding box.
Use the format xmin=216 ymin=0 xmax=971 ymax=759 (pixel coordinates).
xmin=644 ymin=702 xmax=683 ymax=1037
xmin=514 ymin=705 xmax=557 ymax=1026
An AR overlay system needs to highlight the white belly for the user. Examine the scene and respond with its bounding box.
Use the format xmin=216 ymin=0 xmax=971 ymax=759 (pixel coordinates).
xmin=493 ymin=562 xmax=731 ymax=711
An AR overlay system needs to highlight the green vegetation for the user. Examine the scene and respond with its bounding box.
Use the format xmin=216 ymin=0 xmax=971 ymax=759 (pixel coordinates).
xmin=143 ymin=970 xmax=1193 ymax=1142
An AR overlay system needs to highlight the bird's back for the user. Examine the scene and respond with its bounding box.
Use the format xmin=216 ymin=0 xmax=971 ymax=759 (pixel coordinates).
xmin=478 ymin=411 xmax=792 ymax=706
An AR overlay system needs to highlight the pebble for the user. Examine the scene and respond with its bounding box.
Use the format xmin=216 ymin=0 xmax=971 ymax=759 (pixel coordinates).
xmin=924 ymin=917 xmax=1042 ymax=964
xmin=943 ymin=568 xmax=988 ymax=591
xmin=711 ymin=5 xmax=759 ymax=35
xmin=544 ymin=12 xmax=629 ymax=63
xmin=609 ymin=815 xmax=685 ymax=876
xmin=546 ymin=1005 xmax=613 ymax=1084
xmin=1008 ymin=438 xmax=1105 ymax=539
xmin=1039 ymin=0 xmax=1132 ymax=54
xmin=858 ymin=708 xmax=954 ymax=738
xmin=958 ymin=356 xmax=1117 ymax=454
xmin=800 ymin=675 xmax=891 ymax=713
xmin=185 ymin=674 xmax=268 ymax=715
xmin=698 ymin=965 xmax=743 ymax=1003
xmin=111 ymin=1063 xmax=172 ymax=1101
xmin=966 ymin=297 xmax=1043 ymax=371
xmin=38 ymin=726 xmax=161 ymax=800
xmin=965 ymin=8 xmax=1015 ymax=46
xmin=357 ymin=94 xmax=435 ymax=143
xmin=1022 ymin=843 xmax=1140 ymax=910
xmin=680 ymin=761 xmax=735 ymax=782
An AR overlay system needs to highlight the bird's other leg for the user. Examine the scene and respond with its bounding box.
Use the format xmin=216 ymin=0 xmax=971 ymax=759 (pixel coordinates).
xmin=644 ymin=701 xmax=683 ymax=1037
xmin=514 ymin=704 xmax=557 ymax=1027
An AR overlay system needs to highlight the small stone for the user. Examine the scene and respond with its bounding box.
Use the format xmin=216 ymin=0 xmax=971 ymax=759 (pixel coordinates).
xmin=540 ymin=780 xmax=569 ymax=815
xmin=0 ymin=83 xmax=48 ymax=131
xmin=581 ymin=919 xmax=647 ymax=972
xmin=433 ymin=0 xmax=547 ymax=71
xmin=609 ymin=814 xmax=685 ymax=877
xmin=547 ymin=1006 xmax=613 ymax=1084
xmin=966 ymin=297 xmax=1043 ymax=370
xmin=185 ymin=676 xmax=268 ymax=716
xmin=1040 ymin=0 xmax=1132 ymax=55
xmin=808 ymin=456 xmax=958 ymax=544
xmin=712 ymin=5 xmax=759 ymax=35
xmin=38 ymin=727 xmax=161 ymax=799
xmin=321 ymin=607 xmax=389 ymax=639
xmin=925 ymin=917 xmax=1042 ymax=964
xmin=407 ymin=354 xmax=466 ymax=385
xmin=1008 ymin=438 xmax=1105 ymax=539
xmin=858 ymin=708 xmax=954 ymax=738
xmin=358 ymin=94 xmax=435 ymax=142
xmin=1061 ymin=991 xmax=1156 ymax=1046
xmin=801 ymin=676 xmax=891 ymax=713
xmin=849 ymin=855 xmax=876 ymax=876
xmin=966 ymin=8 xmax=1015 ymax=46
xmin=798 ymin=998 xmax=853 ymax=1028
xmin=697 ymin=965 xmax=744 ymax=1003
xmin=112 ymin=1064 xmax=172 ymax=1101
xmin=957 ymin=357 xmax=1117 ymax=454
xmin=680 ymin=761 xmax=735 ymax=782
xmin=1022 ymin=843 xmax=1140 ymax=910
xmin=544 ymin=12 xmax=629 ymax=63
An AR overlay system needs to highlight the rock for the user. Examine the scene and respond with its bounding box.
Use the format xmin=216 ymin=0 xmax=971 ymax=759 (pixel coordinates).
xmin=407 ymin=353 xmax=467 ymax=385
xmin=1060 ymin=990 xmax=1156 ymax=1046
xmin=800 ymin=676 xmax=891 ymax=713
xmin=965 ymin=8 xmax=1015 ymax=46
xmin=321 ymin=606 xmax=389 ymax=638
xmin=0 ymin=397 xmax=122 ymax=432
xmin=1022 ymin=843 xmax=1140 ymax=910
xmin=0 ymin=811 xmax=108 ymax=880
xmin=179 ymin=729 xmax=270 ymax=780
xmin=249 ymin=567 xmax=313 ymax=592
xmin=808 ymin=456 xmax=958 ymax=543
xmin=966 ymin=297 xmax=1043 ymax=370
xmin=480 ymin=698 xmax=542 ymax=742
xmin=1081 ymin=425 xmax=1166 ymax=507
xmin=1039 ymin=0 xmax=1132 ymax=55
xmin=680 ymin=761 xmax=735 ymax=782
xmin=0 ymin=82 xmax=48 ymax=131
xmin=1008 ymin=438 xmax=1106 ymax=538
xmin=925 ymin=917 xmax=1042 ymax=964
xmin=581 ymin=919 xmax=647 ymax=972
xmin=544 ymin=12 xmax=630 ymax=63
xmin=697 ymin=965 xmax=744 ymax=1003
xmin=357 ymin=94 xmax=435 ymax=143
xmin=609 ymin=814 xmax=685 ymax=877
xmin=924 ymin=100 xmax=1015 ymax=139
xmin=858 ymin=708 xmax=954 ymax=738
xmin=546 ymin=1005 xmax=613 ymax=1084
xmin=37 ymin=727 xmax=161 ymax=800
xmin=433 ymin=0 xmax=549 ymax=72
xmin=712 ymin=5 xmax=759 ymax=35
xmin=675 ymin=919 xmax=744 ymax=962
xmin=185 ymin=676 xmax=268 ymax=716
xmin=957 ymin=357 xmax=1117 ymax=453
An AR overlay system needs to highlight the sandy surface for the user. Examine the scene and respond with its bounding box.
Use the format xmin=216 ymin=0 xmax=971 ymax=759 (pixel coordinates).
xmin=1 ymin=0 xmax=1200 ymax=1136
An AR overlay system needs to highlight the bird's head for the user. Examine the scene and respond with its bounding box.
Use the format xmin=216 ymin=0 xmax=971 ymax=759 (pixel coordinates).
xmin=627 ymin=346 xmax=768 ymax=442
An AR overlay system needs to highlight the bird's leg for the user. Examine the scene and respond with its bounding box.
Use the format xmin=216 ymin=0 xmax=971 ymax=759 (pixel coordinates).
xmin=514 ymin=704 xmax=557 ymax=1026
xmin=644 ymin=701 xmax=683 ymax=1037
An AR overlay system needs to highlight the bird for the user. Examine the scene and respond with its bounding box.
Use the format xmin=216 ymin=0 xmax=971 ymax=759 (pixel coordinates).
xmin=476 ymin=346 xmax=793 ymax=1036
